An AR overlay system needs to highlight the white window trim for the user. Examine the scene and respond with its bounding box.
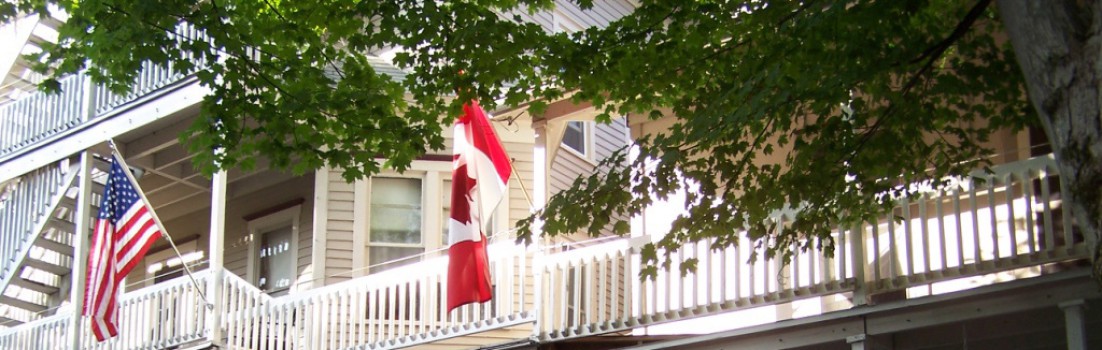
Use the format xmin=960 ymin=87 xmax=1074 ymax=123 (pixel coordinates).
xmin=246 ymin=204 xmax=302 ymax=294
xmin=562 ymin=120 xmax=595 ymax=163
xmin=361 ymin=159 xmax=510 ymax=273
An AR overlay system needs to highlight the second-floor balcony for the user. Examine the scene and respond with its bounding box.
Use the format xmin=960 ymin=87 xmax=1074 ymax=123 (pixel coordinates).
xmin=0 ymin=153 xmax=1091 ymax=350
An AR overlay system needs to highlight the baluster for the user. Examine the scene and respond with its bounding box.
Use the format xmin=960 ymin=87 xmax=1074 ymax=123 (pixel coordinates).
xmin=1005 ymin=173 xmax=1019 ymax=259
xmin=1023 ymin=169 xmax=1037 ymax=256
xmin=554 ymin=264 xmax=565 ymax=331
xmin=340 ymin=290 xmax=350 ymax=348
xmin=353 ymin=285 xmax=363 ymax=346
xmin=900 ymin=196 xmax=915 ymax=279
xmin=585 ymin=257 xmax=595 ymax=327
xmin=1039 ymin=167 xmax=1056 ymax=253
xmin=918 ymin=193 xmax=932 ymax=274
xmin=597 ymin=253 xmax=607 ymax=326
xmin=984 ymin=174 xmax=999 ymax=261
xmin=1059 ymin=170 xmax=1075 ymax=253
xmin=968 ymin=176 xmax=981 ymax=268
xmin=886 ymin=207 xmax=899 ymax=283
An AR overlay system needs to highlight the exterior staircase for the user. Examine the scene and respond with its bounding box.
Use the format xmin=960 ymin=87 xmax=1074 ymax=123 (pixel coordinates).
xmin=0 ymin=158 xmax=102 ymax=328
xmin=0 ymin=11 xmax=63 ymax=101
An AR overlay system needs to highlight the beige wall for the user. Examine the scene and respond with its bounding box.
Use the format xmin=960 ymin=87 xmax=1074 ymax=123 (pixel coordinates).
xmin=133 ymin=174 xmax=316 ymax=292
xmin=549 ymin=117 xmax=631 ymax=243
xmin=318 ymin=116 xmax=537 ymax=284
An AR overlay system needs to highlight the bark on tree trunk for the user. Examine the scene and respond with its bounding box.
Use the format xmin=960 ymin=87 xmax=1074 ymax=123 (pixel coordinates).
xmin=997 ymin=0 xmax=1102 ymax=283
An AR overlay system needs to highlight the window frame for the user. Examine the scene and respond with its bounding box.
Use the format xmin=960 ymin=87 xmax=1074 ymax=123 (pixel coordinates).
xmin=561 ymin=120 xmax=593 ymax=160
xmin=363 ymin=160 xmax=509 ymax=273
xmin=366 ymin=174 xmax=429 ymax=272
xmin=246 ymin=204 xmax=302 ymax=296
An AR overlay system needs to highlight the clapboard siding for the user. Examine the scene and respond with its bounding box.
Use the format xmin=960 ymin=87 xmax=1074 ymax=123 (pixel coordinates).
xmin=502 ymin=0 xmax=635 ymax=33
xmin=325 ymin=168 xmax=357 ymax=284
xmin=549 ymin=118 xmax=629 ymax=242
xmin=318 ymin=116 xmax=536 ymax=285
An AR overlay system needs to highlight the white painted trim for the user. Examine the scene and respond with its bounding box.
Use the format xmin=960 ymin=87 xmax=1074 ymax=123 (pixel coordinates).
xmin=0 ymin=80 xmax=208 ymax=183
xmin=67 ymin=150 xmax=94 ymax=350
xmin=560 ymin=120 xmax=594 ymax=163
xmin=206 ymin=170 xmax=227 ymax=345
xmin=310 ymin=167 xmax=329 ymax=289
xmin=617 ymin=270 xmax=1097 ymax=350
xmin=424 ymin=171 xmax=443 ymax=252
xmin=246 ymin=204 xmax=302 ymax=294
xmin=352 ymin=178 xmax=368 ymax=278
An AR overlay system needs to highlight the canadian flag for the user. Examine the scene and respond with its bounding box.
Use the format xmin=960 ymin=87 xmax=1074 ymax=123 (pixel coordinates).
xmin=447 ymin=100 xmax=511 ymax=312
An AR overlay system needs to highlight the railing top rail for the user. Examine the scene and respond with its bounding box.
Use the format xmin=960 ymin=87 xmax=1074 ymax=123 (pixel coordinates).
xmin=0 ymin=312 xmax=67 ymax=337
xmin=277 ymin=240 xmax=531 ymax=302
xmin=117 ymin=269 xmax=211 ymax=303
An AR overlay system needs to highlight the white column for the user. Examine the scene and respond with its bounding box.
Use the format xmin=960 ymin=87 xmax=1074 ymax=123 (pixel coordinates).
xmin=310 ymin=167 xmax=329 ymax=289
xmin=67 ymin=151 xmax=94 ymax=348
xmin=850 ymin=224 xmax=868 ymax=306
xmin=1060 ymin=299 xmax=1087 ymax=350
xmin=207 ymin=170 xmax=227 ymax=345
xmin=530 ymin=121 xmax=548 ymax=337
xmin=352 ymin=178 xmax=368 ymax=277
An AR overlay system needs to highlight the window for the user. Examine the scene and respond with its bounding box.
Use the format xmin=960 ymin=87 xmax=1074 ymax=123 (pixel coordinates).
xmin=144 ymin=239 xmax=203 ymax=287
xmin=365 ymin=164 xmax=507 ymax=274
xmin=368 ymin=177 xmax=424 ymax=273
xmin=258 ymin=225 xmax=294 ymax=295
xmin=562 ymin=121 xmax=590 ymax=157
xmin=247 ymin=205 xmax=301 ymax=296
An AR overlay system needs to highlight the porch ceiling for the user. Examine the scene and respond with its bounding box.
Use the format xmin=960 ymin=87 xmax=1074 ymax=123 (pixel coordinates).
xmin=111 ymin=110 xmax=294 ymax=223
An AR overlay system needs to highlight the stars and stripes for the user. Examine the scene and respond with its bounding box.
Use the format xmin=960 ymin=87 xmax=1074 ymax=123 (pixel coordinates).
xmin=84 ymin=156 xmax=163 ymax=341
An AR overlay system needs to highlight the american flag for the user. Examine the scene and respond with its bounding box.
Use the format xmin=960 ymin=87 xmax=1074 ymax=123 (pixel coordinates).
xmin=84 ymin=156 xmax=163 ymax=341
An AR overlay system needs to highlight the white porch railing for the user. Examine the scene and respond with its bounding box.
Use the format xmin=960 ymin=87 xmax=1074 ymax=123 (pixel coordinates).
xmin=82 ymin=270 xmax=213 ymax=350
xmin=0 ymin=76 xmax=87 ymax=156
xmin=0 ymin=269 xmax=212 ymax=350
xmin=0 ymin=160 xmax=75 ymax=285
xmin=0 ymin=312 xmax=69 ymax=349
xmin=861 ymin=154 xmax=1086 ymax=292
xmin=536 ymin=154 xmax=1088 ymax=340
xmin=0 ymin=23 xmax=208 ymax=159
xmin=0 ymin=155 xmax=1090 ymax=349
xmin=222 ymin=240 xmax=536 ymax=350
xmin=537 ymin=216 xmax=855 ymax=340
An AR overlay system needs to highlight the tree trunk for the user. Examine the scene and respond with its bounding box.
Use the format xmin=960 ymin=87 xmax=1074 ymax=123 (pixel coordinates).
xmin=997 ymin=0 xmax=1102 ymax=283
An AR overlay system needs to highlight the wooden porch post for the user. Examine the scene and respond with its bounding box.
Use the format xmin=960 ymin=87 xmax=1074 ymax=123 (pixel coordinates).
xmin=1060 ymin=299 xmax=1087 ymax=350
xmin=530 ymin=121 xmax=548 ymax=338
xmin=207 ymin=170 xmax=227 ymax=345
xmin=67 ymin=151 xmax=94 ymax=348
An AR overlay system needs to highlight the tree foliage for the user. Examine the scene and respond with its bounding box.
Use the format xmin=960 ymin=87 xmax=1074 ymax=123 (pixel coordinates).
xmin=5 ymin=0 xmax=1098 ymax=278
xmin=523 ymin=0 xmax=1035 ymax=275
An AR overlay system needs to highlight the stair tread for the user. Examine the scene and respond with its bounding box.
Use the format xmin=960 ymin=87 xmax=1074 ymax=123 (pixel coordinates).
xmin=44 ymin=216 xmax=76 ymax=233
xmin=0 ymin=295 xmax=48 ymax=313
xmin=34 ymin=236 xmax=73 ymax=256
xmin=24 ymin=258 xmax=70 ymax=275
xmin=59 ymin=195 xmax=101 ymax=208
xmin=0 ymin=315 xmax=24 ymax=327
xmin=11 ymin=278 xmax=60 ymax=295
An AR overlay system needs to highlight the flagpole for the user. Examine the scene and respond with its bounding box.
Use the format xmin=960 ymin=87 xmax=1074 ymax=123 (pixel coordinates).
xmin=508 ymin=157 xmax=535 ymax=210
xmin=106 ymin=140 xmax=212 ymax=308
